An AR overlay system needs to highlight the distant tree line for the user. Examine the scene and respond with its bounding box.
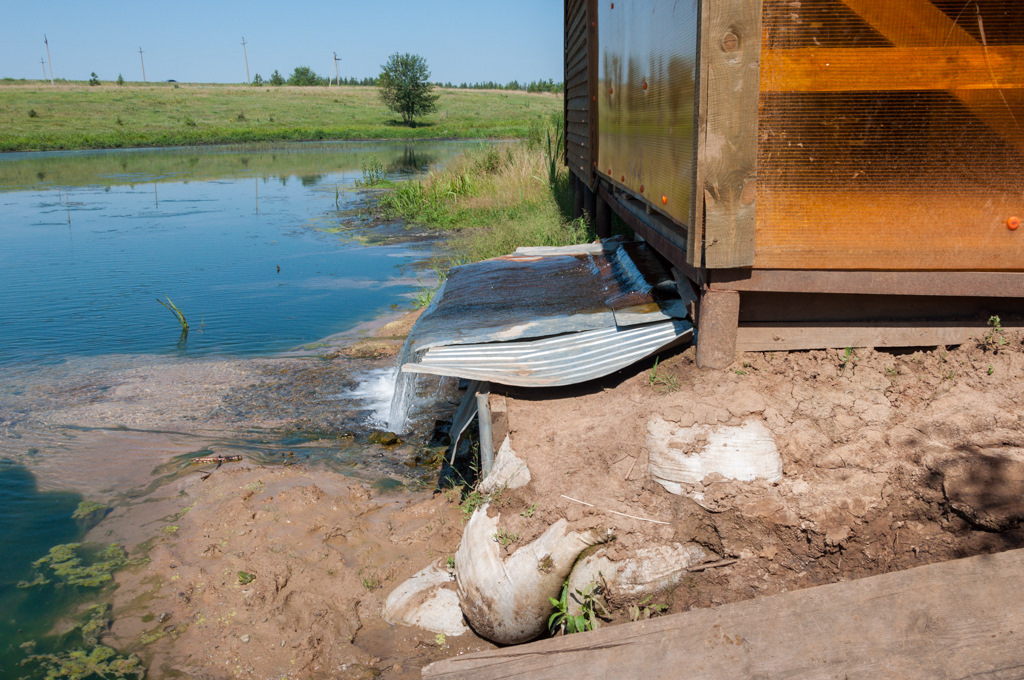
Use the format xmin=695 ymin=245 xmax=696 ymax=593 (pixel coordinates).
xmin=249 ymin=67 xmax=562 ymax=93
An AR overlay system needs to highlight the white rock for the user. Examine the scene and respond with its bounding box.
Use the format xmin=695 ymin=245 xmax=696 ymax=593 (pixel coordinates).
xmin=478 ymin=435 xmax=531 ymax=494
xmin=567 ymin=542 xmax=714 ymax=605
xmin=455 ymin=503 xmax=601 ymax=645
xmin=383 ymin=564 xmax=469 ymax=637
xmin=648 ymin=416 xmax=783 ymax=494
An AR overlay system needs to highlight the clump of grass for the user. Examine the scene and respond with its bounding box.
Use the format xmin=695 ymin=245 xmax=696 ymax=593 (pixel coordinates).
xmin=236 ymin=111 xmax=246 ymax=121
xmin=359 ymin=156 xmax=390 ymax=186
xmin=374 ymin=123 xmax=588 ymax=267
xmin=28 ymin=108 xmax=38 ymax=118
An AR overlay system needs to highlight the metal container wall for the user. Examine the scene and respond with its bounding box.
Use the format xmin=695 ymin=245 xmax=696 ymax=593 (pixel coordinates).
xmin=597 ymin=0 xmax=701 ymax=230
xmin=756 ymin=0 xmax=1024 ymax=270
xmin=565 ymin=0 xmax=595 ymax=180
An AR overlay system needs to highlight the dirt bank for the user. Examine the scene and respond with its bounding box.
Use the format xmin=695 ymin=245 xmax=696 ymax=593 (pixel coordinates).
xmin=91 ymin=318 xmax=1024 ymax=678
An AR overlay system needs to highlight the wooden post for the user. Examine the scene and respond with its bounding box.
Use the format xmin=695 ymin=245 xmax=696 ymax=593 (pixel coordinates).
xmin=572 ymin=173 xmax=584 ymax=221
xmin=595 ymin=188 xmax=611 ymax=239
xmin=695 ymin=288 xmax=739 ymax=369
xmin=583 ymin=181 xmax=597 ymax=227
xmin=700 ymin=0 xmax=761 ymax=268
xmin=241 ymin=37 xmax=250 ymax=84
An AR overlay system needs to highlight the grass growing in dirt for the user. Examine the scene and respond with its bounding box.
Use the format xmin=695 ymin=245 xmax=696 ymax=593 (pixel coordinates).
xmin=374 ymin=115 xmax=593 ymax=299
xmin=0 ymin=81 xmax=562 ymax=151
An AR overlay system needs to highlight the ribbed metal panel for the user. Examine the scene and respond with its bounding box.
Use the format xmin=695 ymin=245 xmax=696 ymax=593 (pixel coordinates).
xmin=565 ymin=0 xmax=595 ymax=181
xmin=404 ymin=320 xmax=692 ymax=387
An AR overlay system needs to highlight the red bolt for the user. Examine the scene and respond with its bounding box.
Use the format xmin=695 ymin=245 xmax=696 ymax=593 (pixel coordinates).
xmin=611 ymin=2 xmax=614 ymax=7
xmin=642 ymin=80 xmax=648 ymax=90
xmin=662 ymin=196 xmax=668 ymax=205
xmin=1008 ymin=216 xmax=1020 ymax=231
xmin=620 ymin=175 xmax=625 ymax=182
xmin=640 ymin=185 xmax=645 ymax=193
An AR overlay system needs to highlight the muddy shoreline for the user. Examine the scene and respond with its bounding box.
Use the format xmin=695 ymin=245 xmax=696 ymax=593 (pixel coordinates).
xmin=19 ymin=313 xmax=1024 ymax=679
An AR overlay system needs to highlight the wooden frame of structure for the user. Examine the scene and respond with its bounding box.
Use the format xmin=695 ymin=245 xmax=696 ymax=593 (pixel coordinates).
xmin=566 ymin=0 xmax=1024 ymax=368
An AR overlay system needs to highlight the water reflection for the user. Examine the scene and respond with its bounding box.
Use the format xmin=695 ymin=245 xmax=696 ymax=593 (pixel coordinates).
xmin=0 ymin=141 xmax=452 ymax=192
xmin=0 ymin=141 xmax=472 ymax=366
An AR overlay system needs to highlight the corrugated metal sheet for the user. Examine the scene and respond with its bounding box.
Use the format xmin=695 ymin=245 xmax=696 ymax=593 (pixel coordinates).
xmin=404 ymin=320 xmax=692 ymax=387
xmin=406 ymin=240 xmax=686 ymax=355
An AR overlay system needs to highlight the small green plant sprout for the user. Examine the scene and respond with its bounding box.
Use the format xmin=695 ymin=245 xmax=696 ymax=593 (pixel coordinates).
xmin=647 ymin=357 xmax=678 ymax=393
xmin=157 ymin=295 xmax=189 ymax=331
xmin=237 ymin=571 xmax=256 ymax=585
xmin=434 ymin=633 xmax=447 ymax=647
xmin=629 ymin=594 xmax=668 ymax=622
xmin=493 ymin=529 xmax=519 ymax=548
xmin=838 ymin=347 xmax=858 ymax=374
xmin=988 ymin=365 xmax=995 ymax=375
xmin=445 ymin=555 xmax=455 ymax=572
xmin=548 ymin=579 xmax=610 ymax=635
xmin=520 ymin=504 xmax=536 ymax=518
xmin=984 ymin=315 xmax=1008 ymax=348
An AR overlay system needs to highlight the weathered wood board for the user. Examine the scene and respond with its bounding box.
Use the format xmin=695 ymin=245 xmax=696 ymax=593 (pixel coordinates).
xmin=424 ymin=548 xmax=1024 ymax=679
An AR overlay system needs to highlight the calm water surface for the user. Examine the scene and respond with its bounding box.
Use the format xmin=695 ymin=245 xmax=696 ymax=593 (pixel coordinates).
xmin=0 ymin=142 xmax=470 ymax=365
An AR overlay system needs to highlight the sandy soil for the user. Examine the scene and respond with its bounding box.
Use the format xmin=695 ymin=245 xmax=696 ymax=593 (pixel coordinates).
xmin=81 ymin=317 xmax=1024 ymax=678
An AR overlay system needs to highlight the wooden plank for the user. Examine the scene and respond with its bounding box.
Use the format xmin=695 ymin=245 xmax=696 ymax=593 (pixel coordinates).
xmin=701 ymin=0 xmax=761 ymax=269
xmin=836 ymin=0 xmax=1024 ymax=155
xmin=710 ymin=269 xmax=1024 ymax=297
xmin=754 ymin=189 xmax=1024 ymax=271
xmin=735 ymin=320 xmax=1023 ymax=352
xmin=763 ymin=46 xmax=1024 ymax=93
xmin=425 ymin=548 xmax=1024 ymax=679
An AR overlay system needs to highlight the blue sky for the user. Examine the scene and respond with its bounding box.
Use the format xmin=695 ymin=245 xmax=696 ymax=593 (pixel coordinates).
xmin=2 ymin=1 xmax=563 ymax=85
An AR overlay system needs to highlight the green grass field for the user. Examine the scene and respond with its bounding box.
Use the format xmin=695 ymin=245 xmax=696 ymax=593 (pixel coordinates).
xmin=0 ymin=81 xmax=563 ymax=152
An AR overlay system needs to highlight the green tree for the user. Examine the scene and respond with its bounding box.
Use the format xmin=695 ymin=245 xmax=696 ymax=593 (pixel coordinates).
xmin=88 ymin=72 xmax=100 ymax=86
xmin=269 ymin=69 xmax=285 ymax=86
xmin=252 ymin=73 xmax=264 ymax=86
xmin=116 ymin=73 xmax=125 ymax=86
xmin=288 ymin=66 xmax=324 ymax=86
xmin=377 ymin=53 xmax=439 ymax=126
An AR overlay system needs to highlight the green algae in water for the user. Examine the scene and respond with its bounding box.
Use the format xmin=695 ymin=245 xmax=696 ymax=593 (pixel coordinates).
xmin=0 ymin=462 xmax=143 ymax=680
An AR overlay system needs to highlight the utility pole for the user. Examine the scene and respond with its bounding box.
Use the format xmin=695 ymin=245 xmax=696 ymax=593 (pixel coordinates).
xmin=332 ymin=52 xmax=341 ymax=86
xmin=241 ymin=36 xmax=250 ymax=84
xmin=40 ymin=57 xmax=47 ymax=81
xmin=43 ymin=35 xmax=54 ymax=84
xmin=138 ymin=47 xmax=146 ymax=83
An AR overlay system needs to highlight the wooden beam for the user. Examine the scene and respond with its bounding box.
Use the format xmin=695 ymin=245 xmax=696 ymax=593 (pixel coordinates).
xmin=762 ymin=46 xmax=1024 ymax=93
xmin=836 ymin=0 xmax=1024 ymax=154
xmin=701 ymin=0 xmax=761 ymax=269
xmin=754 ymin=189 xmax=1024 ymax=271
xmin=425 ymin=548 xmax=1024 ymax=680
xmin=710 ymin=269 xmax=1024 ymax=298
xmin=735 ymin=320 xmax=1023 ymax=352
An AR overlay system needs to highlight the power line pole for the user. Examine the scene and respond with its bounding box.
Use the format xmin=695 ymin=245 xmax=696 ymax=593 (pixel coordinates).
xmin=138 ymin=47 xmax=146 ymax=83
xmin=241 ymin=36 xmax=250 ymax=84
xmin=43 ymin=35 xmax=54 ymax=84
xmin=333 ymin=52 xmax=341 ymax=86
xmin=40 ymin=57 xmax=47 ymax=81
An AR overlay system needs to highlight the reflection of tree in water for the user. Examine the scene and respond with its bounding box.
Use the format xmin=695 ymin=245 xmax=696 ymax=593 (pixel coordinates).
xmin=386 ymin=146 xmax=436 ymax=174
xmin=300 ymin=174 xmax=322 ymax=187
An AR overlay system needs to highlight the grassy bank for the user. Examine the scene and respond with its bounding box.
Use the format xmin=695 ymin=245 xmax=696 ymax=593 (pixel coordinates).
xmin=0 ymin=81 xmax=562 ymax=152
xmin=373 ymin=119 xmax=599 ymax=299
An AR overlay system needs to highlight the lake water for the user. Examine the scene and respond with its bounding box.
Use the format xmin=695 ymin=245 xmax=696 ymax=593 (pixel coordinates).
xmin=0 ymin=141 xmax=472 ymax=676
